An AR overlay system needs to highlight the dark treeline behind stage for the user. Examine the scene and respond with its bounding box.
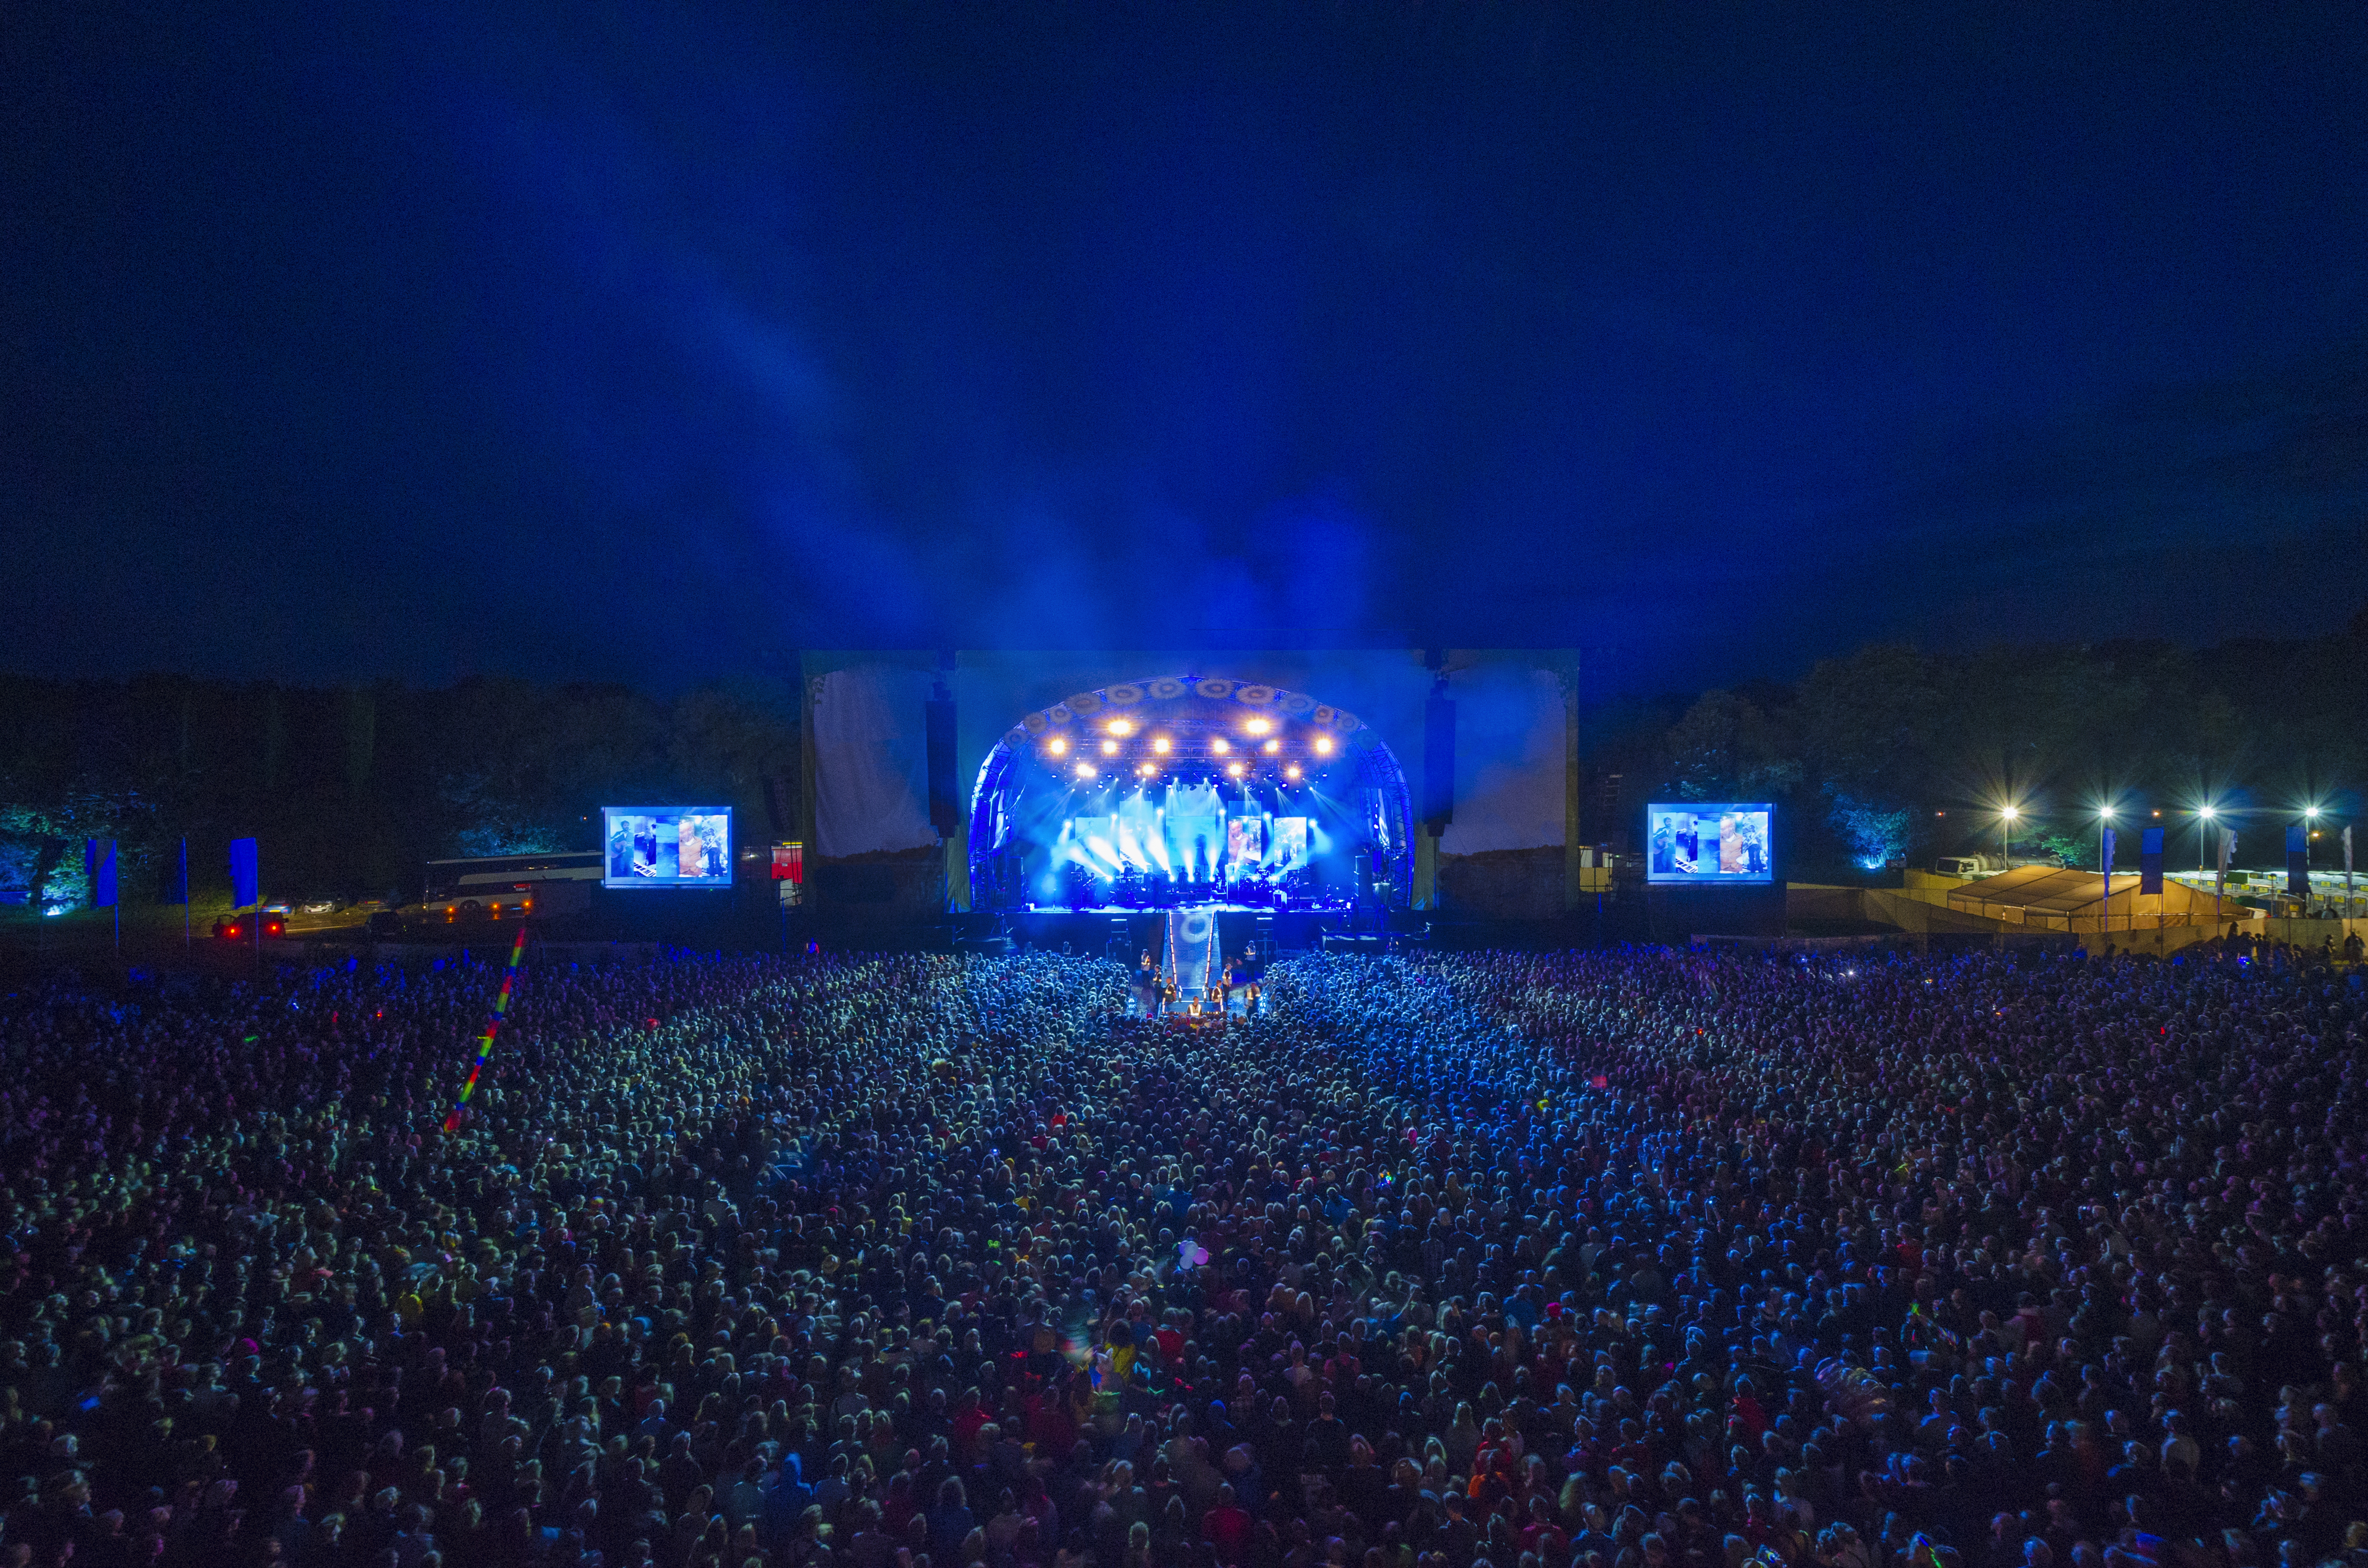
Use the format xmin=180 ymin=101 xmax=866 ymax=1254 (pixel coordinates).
xmin=2 ymin=617 xmax=2364 ymax=907
xmin=1587 ymin=618 xmax=2368 ymax=874
xmin=0 ymin=677 xmax=799 ymax=907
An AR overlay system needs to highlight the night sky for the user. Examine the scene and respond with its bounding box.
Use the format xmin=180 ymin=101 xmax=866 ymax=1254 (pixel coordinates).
xmin=6 ymin=2 xmax=2364 ymax=693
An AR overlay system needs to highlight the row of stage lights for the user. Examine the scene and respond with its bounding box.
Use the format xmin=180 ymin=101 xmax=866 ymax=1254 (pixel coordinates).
xmin=1045 ymin=714 xmax=1336 ymax=785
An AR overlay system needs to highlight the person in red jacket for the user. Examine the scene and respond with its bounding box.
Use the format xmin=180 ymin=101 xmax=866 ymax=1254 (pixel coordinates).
xmin=1202 ymin=1481 xmax=1253 ymax=1564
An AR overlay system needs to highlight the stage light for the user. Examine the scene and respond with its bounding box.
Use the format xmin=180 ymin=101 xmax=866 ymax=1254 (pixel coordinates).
xmin=1246 ymin=718 xmax=1271 ymax=736
xmin=1048 ymin=737 xmax=1068 ymax=756
xmin=1137 ymin=763 xmax=1155 ymax=778
xmin=1108 ymin=719 xmax=1132 ymax=736
xmin=1152 ymin=736 xmax=1170 ymax=754
xmin=1314 ymin=736 xmax=1333 ymax=755
xmin=1227 ymin=762 xmax=1244 ymax=778
xmin=1285 ymin=764 xmax=1302 ymax=780
xmin=1211 ymin=738 xmax=1230 ymax=754
xmin=1263 ymin=739 xmax=1279 ymax=754
xmin=1075 ymin=763 xmax=1096 ymax=780
xmin=1101 ymin=739 xmax=1118 ymax=755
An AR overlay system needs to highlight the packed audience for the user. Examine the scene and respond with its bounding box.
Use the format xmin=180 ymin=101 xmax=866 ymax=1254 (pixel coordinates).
xmin=0 ymin=938 xmax=2363 ymax=1568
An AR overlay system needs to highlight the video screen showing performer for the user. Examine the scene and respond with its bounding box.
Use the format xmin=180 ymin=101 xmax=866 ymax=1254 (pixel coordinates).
xmin=1645 ymin=804 xmax=1774 ymax=884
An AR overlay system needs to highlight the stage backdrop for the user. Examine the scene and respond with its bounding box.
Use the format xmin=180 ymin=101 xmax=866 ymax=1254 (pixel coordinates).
xmin=796 ymin=649 xmax=1578 ymax=917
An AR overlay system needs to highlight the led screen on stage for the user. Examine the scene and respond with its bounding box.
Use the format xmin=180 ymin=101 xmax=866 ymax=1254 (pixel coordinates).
xmin=1228 ymin=817 xmax=1266 ymax=864
xmin=604 ymin=808 xmax=733 ymax=888
xmin=1646 ymin=803 xmax=1773 ymax=884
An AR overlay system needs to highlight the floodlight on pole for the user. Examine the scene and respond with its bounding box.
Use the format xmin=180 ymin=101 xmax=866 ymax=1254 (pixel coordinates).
xmin=2198 ymin=803 xmax=2216 ymax=871
xmin=2000 ymin=804 xmax=2018 ymax=868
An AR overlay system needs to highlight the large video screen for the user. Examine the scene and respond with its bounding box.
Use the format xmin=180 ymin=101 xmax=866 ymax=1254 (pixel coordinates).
xmin=603 ymin=807 xmax=733 ymax=889
xmin=1646 ymin=803 xmax=1773 ymax=884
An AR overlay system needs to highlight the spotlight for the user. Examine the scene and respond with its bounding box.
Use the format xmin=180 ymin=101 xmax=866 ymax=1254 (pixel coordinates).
xmin=1211 ymin=738 xmax=1230 ymax=754
xmin=1246 ymin=718 xmax=1271 ymax=736
xmin=1048 ymin=736 xmax=1067 ymax=756
xmin=1263 ymin=738 xmax=1279 ymax=754
xmin=1108 ymin=719 xmax=1132 ymax=736
xmin=1314 ymin=736 xmax=1333 ymax=755
xmin=1152 ymin=736 xmax=1170 ymax=754
xmin=1075 ymin=763 xmax=1096 ymax=780
xmin=1101 ymin=739 xmax=1118 ymax=755
xmin=1137 ymin=764 xmax=1156 ymax=778
xmin=1227 ymin=762 xmax=1244 ymax=778
xmin=1285 ymin=764 xmax=1301 ymax=780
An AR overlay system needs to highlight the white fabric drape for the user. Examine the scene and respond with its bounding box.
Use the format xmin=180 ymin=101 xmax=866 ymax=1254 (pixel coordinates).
xmin=813 ymin=665 xmax=938 ymax=858
xmin=1440 ymin=665 xmax=1567 ymax=854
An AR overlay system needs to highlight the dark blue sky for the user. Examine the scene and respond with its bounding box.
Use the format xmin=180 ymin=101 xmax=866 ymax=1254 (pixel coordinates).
xmin=6 ymin=1 xmax=2364 ymax=693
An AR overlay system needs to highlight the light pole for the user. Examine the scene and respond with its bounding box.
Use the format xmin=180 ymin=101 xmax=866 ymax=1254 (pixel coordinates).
xmin=2097 ymin=805 xmax=2118 ymax=943
xmin=2305 ymin=804 xmax=2321 ymax=914
xmin=2197 ymin=804 xmax=2216 ymax=872
xmin=2000 ymin=804 xmax=2018 ymax=870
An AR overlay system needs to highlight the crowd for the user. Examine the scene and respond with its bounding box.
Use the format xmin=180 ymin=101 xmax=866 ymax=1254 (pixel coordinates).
xmin=0 ymin=937 xmax=2363 ymax=1568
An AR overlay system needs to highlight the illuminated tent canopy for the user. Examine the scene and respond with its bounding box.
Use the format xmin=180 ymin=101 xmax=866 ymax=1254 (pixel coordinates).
xmin=1945 ymin=865 xmax=2231 ymax=931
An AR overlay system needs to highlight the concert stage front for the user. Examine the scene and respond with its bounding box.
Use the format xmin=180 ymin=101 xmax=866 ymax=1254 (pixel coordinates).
xmin=969 ymin=674 xmax=1414 ymax=920
xmin=786 ymin=650 xmax=1586 ymax=929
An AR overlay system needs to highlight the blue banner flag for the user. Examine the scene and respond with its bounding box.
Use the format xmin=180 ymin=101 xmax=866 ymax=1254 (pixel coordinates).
xmin=229 ymin=837 xmax=259 ymax=907
xmin=2288 ymin=822 xmax=2310 ymax=900
xmin=2139 ymin=827 xmax=2164 ymax=896
xmin=2101 ymin=826 xmax=2116 ymax=877
xmin=87 ymin=840 xmax=117 ymax=909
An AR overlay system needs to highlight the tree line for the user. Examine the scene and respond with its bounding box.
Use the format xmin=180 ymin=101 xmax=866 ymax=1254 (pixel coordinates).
xmin=0 ymin=675 xmax=800 ymax=908
xmin=1584 ymin=614 xmax=2368 ymax=877
xmin=5 ymin=617 xmax=2363 ymax=909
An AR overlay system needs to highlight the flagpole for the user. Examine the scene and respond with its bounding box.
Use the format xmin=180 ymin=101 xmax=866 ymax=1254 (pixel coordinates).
xmin=182 ymin=837 xmax=189 ymax=947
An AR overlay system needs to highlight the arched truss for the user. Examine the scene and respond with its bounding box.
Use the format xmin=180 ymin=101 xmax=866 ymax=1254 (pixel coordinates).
xmin=967 ymin=675 xmax=1413 ymax=904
